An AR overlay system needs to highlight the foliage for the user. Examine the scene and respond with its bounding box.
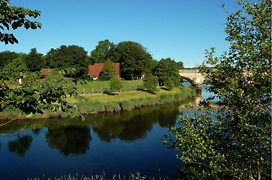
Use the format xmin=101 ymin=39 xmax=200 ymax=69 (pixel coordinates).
xmin=0 ymin=71 xmax=77 ymax=114
xmin=154 ymin=58 xmax=180 ymax=86
xmin=45 ymin=45 xmax=89 ymax=77
xmin=25 ymin=48 xmax=44 ymax=72
xmin=143 ymin=74 xmax=158 ymax=94
xmin=177 ymin=61 xmax=184 ymax=69
xmin=99 ymin=59 xmax=116 ymax=80
xmin=113 ymin=41 xmax=153 ymax=80
xmin=0 ymin=51 xmax=20 ymax=69
xmin=109 ymin=77 xmax=123 ymax=93
xmin=164 ymin=77 xmax=175 ymax=90
xmin=0 ymin=0 xmax=41 ymax=44
xmin=90 ymin=39 xmax=116 ymax=63
xmin=0 ymin=57 xmax=28 ymax=80
xmin=165 ymin=0 xmax=271 ymax=179
xmin=70 ymin=87 xmax=194 ymax=114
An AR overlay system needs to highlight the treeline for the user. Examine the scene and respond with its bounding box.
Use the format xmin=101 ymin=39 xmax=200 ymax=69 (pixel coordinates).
xmin=0 ymin=40 xmax=184 ymax=81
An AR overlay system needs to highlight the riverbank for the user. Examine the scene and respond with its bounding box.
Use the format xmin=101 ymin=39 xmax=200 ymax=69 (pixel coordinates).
xmin=0 ymin=86 xmax=195 ymax=121
xmin=71 ymin=87 xmax=195 ymax=113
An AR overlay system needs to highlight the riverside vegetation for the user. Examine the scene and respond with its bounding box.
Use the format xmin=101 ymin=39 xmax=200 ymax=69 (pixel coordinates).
xmin=0 ymin=70 xmax=195 ymax=120
xmin=164 ymin=0 xmax=271 ymax=179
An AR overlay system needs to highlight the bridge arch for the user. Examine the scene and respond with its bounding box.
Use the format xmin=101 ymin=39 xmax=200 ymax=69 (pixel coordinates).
xmin=179 ymin=69 xmax=205 ymax=89
xmin=180 ymin=76 xmax=195 ymax=86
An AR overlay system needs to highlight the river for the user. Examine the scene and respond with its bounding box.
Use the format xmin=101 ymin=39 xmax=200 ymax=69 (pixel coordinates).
xmin=0 ymin=85 xmax=211 ymax=179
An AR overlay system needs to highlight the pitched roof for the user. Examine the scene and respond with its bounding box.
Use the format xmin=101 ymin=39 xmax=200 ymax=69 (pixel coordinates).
xmin=88 ymin=63 xmax=120 ymax=78
xmin=40 ymin=68 xmax=50 ymax=78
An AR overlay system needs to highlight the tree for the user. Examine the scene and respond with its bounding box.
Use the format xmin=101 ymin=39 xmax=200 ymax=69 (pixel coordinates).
xmin=164 ymin=77 xmax=175 ymax=90
xmin=164 ymin=0 xmax=271 ymax=179
xmin=99 ymin=59 xmax=116 ymax=80
xmin=45 ymin=45 xmax=89 ymax=77
xmin=0 ymin=51 xmax=20 ymax=69
xmin=0 ymin=0 xmax=41 ymax=44
xmin=177 ymin=61 xmax=184 ymax=69
xmin=90 ymin=39 xmax=116 ymax=63
xmin=143 ymin=74 xmax=158 ymax=94
xmin=25 ymin=48 xmax=44 ymax=72
xmin=109 ymin=77 xmax=123 ymax=94
xmin=154 ymin=58 xmax=180 ymax=87
xmin=114 ymin=41 xmax=153 ymax=80
xmin=0 ymin=57 xmax=28 ymax=80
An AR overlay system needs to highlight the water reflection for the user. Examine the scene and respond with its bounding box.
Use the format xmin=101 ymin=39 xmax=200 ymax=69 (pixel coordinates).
xmin=46 ymin=126 xmax=91 ymax=156
xmin=89 ymin=105 xmax=178 ymax=142
xmin=8 ymin=135 xmax=32 ymax=157
xmin=32 ymin=128 xmax=41 ymax=136
xmin=0 ymin=103 xmax=183 ymax=179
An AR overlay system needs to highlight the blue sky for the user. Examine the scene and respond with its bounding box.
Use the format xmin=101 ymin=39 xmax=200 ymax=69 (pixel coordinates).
xmin=1 ymin=0 xmax=242 ymax=67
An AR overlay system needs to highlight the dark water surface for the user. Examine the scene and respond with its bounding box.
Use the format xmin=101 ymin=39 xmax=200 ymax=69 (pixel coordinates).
xmin=0 ymin=85 xmax=211 ymax=180
xmin=0 ymin=104 xmax=183 ymax=180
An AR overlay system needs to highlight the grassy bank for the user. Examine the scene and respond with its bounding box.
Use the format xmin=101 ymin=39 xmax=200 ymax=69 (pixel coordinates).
xmin=0 ymin=86 xmax=195 ymax=121
xmin=69 ymin=87 xmax=195 ymax=114
xmin=76 ymin=80 xmax=143 ymax=93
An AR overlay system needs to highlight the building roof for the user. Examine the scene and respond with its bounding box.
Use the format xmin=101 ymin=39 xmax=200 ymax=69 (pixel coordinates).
xmin=40 ymin=68 xmax=50 ymax=78
xmin=88 ymin=63 xmax=120 ymax=78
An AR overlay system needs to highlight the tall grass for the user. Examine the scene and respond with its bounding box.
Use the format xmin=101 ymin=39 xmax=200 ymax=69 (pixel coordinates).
xmin=73 ymin=87 xmax=195 ymax=114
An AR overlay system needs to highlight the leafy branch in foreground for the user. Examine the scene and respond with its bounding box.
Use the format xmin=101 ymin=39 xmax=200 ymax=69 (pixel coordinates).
xmin=164 ymin=0 xmax=271 ymax=179
xmin=0 ymin=71 xmax=77 ymax=115
xmin=0 ymin=0 xmax=42 ymax=44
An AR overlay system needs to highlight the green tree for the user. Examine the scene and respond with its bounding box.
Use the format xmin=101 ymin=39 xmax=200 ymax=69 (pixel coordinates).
xmin=177 ymin=61 xmax=184 ymax=69
xmin=0 ymin=57 xmax=28 ymax=80
xmin=114 ymin=41 xmax=153 ymax=80
xmin=164 ymin=77 xmax=175 ymax=90
xmin=154 ymin=58 xmax=179 ymax=86
xmin=25 ymin=48 xmax=44 ymax=72
xmin=109 ymin=77 xmax=123 ymax=94
xmin=45 ymin=45 xmax=89 ymax=77
xmin=0 ymin=0 xmax=41 ymax=44
xmin=90 ymin=39 xmax=116 ymax=63
xmin=100 ymin=59 xmax=116 ymax=80
xmin=143 ymin=74 xmax=158 ymax=94
xmin=0 ymin=51 xmax=20 ymax=69
xmin=165 ymin=0 xmax=271 ymax=179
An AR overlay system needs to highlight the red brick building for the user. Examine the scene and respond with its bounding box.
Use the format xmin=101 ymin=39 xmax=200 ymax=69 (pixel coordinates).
xmin=88 ymin=63 xmax=121 ymax=79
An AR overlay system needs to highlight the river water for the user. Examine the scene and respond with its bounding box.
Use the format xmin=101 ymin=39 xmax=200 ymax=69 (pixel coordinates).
xmin=0 ymin=86 xmax=211 ymax=179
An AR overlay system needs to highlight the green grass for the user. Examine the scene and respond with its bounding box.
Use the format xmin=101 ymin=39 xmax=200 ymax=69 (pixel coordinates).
xmin=69 ymin=87 xmax=195 ymax=113
xmin=76 ymin=80 xmax=143 ymax=90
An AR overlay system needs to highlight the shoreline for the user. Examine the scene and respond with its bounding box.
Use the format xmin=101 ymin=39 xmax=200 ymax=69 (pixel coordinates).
xmin=0 ymin=87 xmax=195 ymax=121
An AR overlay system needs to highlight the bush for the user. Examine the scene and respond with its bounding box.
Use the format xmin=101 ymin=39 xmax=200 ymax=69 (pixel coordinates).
xmin=0 ymin=71 xmax=77 ymax=114
xmin=109 ymin=77 xmax=123 ymax=93
xmin=143 ymin=75 xmax=158 ymax=94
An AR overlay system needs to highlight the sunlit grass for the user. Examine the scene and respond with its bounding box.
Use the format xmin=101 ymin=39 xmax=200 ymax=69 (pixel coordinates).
xmin=76 ymin=80 xmax=143 ymax=89
xmin=67 ymin=87 xmax=195 ymax=114
xmin=69 ymin=87 xmax=187 ymax=104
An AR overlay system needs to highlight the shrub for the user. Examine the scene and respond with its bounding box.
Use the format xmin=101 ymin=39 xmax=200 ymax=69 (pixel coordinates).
xmin=109 ymin=77 xmax=123 ymax=93
xmin=143 ymin=75 xmax=158 ymax=94
xmin=0 ymin=71 xmax=77 ymax=114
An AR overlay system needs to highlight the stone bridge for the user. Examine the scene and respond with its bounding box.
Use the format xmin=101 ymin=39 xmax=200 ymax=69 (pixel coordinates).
xmin=179 ymin=69 xmax=205 ymax=89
